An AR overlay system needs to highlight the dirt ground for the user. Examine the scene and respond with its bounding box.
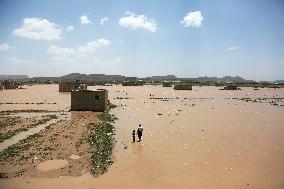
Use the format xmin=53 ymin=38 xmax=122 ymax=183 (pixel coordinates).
xmin=0 ymin=111 xmax=101 ymax=178
xmin=0 ymin=113 xmax=58 ymax=143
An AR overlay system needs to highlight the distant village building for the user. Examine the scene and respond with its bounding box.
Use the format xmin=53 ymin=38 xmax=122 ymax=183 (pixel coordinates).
xmin=268 ymin=85 xmax=280 ymax=89
xmin=122 ymin=82 xmax=138 ymax=86
xmin=146 ymin=75 xmax=177 ymax=82
xmin=71 ymin=89 xmax=109 ymax=111
xmin=222 ymin=85 xmax=240 ymax=90
xmin=162 ymin=82 xmax=172 ymax=87
xmin=2 ymin=80 xmax=19 ymax=90
xmin=124 ymin=77 xmax=138 ymax=82
xmin=121 ymin=81 xmax=144 ymax=86
xmin=59 ymin=81 xmax=87 ymax=92
xmin=173 ymin=84 xmax=192 ymax=90
xmin=0 ymin=83 xmax=3 ymax=90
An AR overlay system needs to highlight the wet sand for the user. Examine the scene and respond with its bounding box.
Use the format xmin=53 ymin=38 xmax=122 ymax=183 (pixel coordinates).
xmin=37 ymin=160 xmax=68 ymax=172
xmin=1 ymin=85 xmax=284 ymax=189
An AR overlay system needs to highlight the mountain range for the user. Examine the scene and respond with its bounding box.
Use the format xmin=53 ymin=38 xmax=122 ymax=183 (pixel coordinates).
xmin=0 ymin=74 xmax=282 ymax=83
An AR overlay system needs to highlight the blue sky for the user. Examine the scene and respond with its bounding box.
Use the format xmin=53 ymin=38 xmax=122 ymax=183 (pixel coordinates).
xmin=0 ymin=0 xmax=283 ymax=81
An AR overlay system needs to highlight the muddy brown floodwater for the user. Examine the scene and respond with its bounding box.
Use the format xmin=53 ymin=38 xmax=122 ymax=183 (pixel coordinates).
xmin=1 ymin=84 xmax=284 ymax=189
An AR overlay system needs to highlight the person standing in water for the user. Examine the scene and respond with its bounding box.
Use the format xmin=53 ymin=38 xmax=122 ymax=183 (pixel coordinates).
xmin=137 ymin=124 xmax=143 ymax=142
xmin=132 ymin=130 xmax=136 ymax=143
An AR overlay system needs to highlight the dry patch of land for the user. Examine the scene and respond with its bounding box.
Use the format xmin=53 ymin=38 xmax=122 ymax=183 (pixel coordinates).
xmin=0 ymin=109 xmax=117 ymax=179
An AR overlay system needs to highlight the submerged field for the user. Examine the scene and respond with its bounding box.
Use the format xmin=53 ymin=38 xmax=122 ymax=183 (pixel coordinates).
xmin=0 ymin=84 xmax=284 ymax=189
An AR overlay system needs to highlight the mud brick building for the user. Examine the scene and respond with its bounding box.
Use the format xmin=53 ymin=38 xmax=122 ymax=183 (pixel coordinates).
xmin=173 ymin=84 xmax=192 ymax=90
xmin=59 ymin=81 xmax=87 ymax=92
xmin=71 ymin=89 xmax=108 ymax=111
xmin=2 ymin=80 xmax=19 ymax=90
xmin=162 ymin=82 xmax=172 ymax=87
xmin=222 ymin=85 xmax=240 ymax=90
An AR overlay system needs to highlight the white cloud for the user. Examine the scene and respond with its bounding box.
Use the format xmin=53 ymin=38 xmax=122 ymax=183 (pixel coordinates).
xmin=281 ymin=59 xmax=284 ymax=64
xmin=66 ymin=25 xmax=74 ymax=31
xmin=47 ymin=46 xmax=76 ymax=62
xmin=77 ymin=38 xmax=111 ymax=54
xmin=180 ymin=11 xmax=204 ymax=28
xmin=80 ymin=15 xmax=92 ymax=24
xmin=118 ymin=11 xmax=157 ymax=32
xmin=100 ymin=17 xmax=109 ymax=25
xmin=47 ymin=38 xmax=111 ymax=62
xmin=227 ymin=46 xmax=239 ymax=51
xmin=13 ymin=18 xmax=61 ymax=41
xmin=0 ymin=43 xmax=10 ymax=51
xmin=47 ymin=45 xmax=75 ymax=56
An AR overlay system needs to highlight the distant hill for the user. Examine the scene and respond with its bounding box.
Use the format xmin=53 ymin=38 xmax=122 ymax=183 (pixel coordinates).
xmin=60 ymin=73 xmax=126 ymax=81
xmin=275 ymin=80 xmax=284 ymax=84
xmin=179 ymin=76 xmax=254 ymax=83
xmin=146 ymin=75 xmax=177 ymax=81
xmin=0 ymin=75 xmax=29 ymax=80
xmin=2 ymin=73 xmax=282 ymax=83
xmin=59 ymin=73 xmax=254 ymax=83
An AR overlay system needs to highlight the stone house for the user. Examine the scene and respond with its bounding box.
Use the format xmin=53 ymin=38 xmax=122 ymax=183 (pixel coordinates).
xmin=162 ymin=82 xmax=172 ymax=87
xmin=71 ymin=89 xmax=108 ymax=111
xmin=2 ymin=80 xmax=19 ymax=89
xmin=59 ymin=81 xmax=87 ymax=92
xmin=222 ymin=85 xmax=240 ymax=90
xmin=173 ymin=84 xmax=192 ymax=90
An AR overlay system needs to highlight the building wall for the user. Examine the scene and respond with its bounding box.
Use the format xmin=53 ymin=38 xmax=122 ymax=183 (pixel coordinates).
xmin=1 ymin=80 xmax=19 ymax=90
xmin=224 ymin=85 xmax=238 ymax=90
xmin=122 ymin=82 xmax=138 ymax=86
xmin=59 ymin=83 xmax=87 ymax=92
xmin=173 ymin=84 xmax=192 ymax=90
xmin=3 ymin=84 xmax=18 ymax=89
xmin=71 ymin=89 xmax=108 ymax=111
xmin=162 ymin=83 xmax=172 ymax=87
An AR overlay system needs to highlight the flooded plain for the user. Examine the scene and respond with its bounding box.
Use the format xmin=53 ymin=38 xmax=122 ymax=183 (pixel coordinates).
xmin=1 ymin=84 xmax=284 ymax=189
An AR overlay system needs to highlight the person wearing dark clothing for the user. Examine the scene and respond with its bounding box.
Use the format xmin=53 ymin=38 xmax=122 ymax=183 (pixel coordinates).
xmin=137 ymin=124 xmax=143 ymax=142
xmin=132 ymin=130 xmax=136 ymax=143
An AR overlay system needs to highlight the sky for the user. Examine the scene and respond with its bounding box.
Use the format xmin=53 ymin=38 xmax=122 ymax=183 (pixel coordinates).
xmin=0 ymin=0 xmax=283 ymax=81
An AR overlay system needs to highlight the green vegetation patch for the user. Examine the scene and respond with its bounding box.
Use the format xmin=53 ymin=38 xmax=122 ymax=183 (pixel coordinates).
xmin=0 ymin=116 xmax=22 ymax=129
xmin=98 ymin=112 xmax=117 ymax=123
xmin=0 ymin=109 xmax=56 ymax=116
xmin=109 ymin=103 xmax=117 ymax=109
xmin=34 ymin=114 xmax=58 ymax=126
xmin=0 ymin=114 xmax=58 ymax=143
xmin=0 ymin=133 xmax=41 ymax=162
xmin=0 ymin=172 xmax=8 ymax=179
xmin=89 ymin=121 xmax=115 ymax=175
xmin=89 ymin=106 xmax=117 ymax=175
xmin=0 ymin=128 xmax=28 ymax=143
